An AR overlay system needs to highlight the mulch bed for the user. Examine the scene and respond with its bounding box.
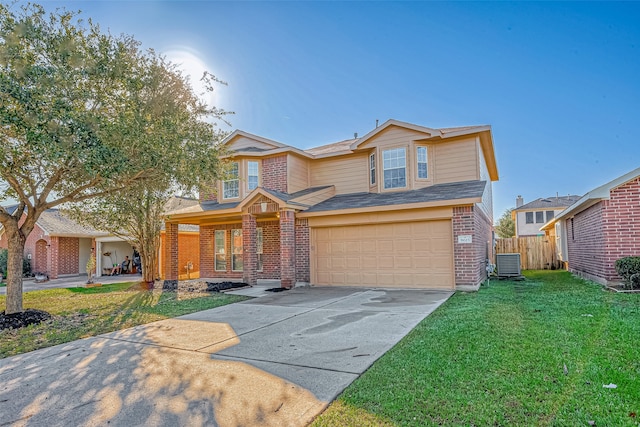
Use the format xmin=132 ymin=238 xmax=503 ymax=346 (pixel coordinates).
xmin=0 ymin=309 xmax=52 ymax=331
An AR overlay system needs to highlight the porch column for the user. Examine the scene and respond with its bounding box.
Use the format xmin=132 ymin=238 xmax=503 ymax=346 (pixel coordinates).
xmin=163 ymin=221 xmax=179 ymax=290
xmin=242 ymin=214 xmax=257 ymax=286
xmin=280 ymin=209 xmax=296 ymax=288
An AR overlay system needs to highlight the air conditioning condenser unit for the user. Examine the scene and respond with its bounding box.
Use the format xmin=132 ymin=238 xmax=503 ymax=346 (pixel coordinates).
xmin=496 ymin=253 xmax=521 ymax=277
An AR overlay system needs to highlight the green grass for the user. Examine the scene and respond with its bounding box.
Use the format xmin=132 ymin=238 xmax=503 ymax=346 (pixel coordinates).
xmin=313 ymin=271 xmax=640 ymax=426
xmin=0 ymin=282 xmax=249 ymax=358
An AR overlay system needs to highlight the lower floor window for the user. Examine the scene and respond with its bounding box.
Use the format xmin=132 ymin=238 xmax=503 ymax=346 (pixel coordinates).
xmin=215 ymin=230 xmax=226 ymax=271
xmin=232 ymin=229 xmax=243 ymax=271
xmin=256 ymin=227 xmax=263 ymax=271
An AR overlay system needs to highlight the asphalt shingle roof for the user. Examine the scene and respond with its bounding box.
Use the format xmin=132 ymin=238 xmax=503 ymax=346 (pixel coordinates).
xmin=515 ymin=195 xmax=582 ymax=211
xmin=305 ymin=180 xmax=487 ymax=213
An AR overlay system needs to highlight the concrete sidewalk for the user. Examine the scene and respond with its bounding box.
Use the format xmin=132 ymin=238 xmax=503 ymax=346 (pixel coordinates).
xmin=0 ymin=286 xmax=452 ymax=426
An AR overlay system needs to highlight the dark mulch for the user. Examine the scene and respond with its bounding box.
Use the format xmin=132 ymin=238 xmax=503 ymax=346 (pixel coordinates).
xmin=0 ymin=309 xmax=53 ymax=331
xmin=206 ymin=281 xmax=250 ymax=292
xmin=265 ymin=287 xmax=290 ymax=292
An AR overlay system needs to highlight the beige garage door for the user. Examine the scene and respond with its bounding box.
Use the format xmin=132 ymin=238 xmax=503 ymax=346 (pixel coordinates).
xmin=312 ymin=220 xmax=454 ymax=289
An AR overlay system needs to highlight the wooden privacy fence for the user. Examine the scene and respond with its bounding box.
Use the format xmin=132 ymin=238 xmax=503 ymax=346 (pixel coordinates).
xmin=495 ymin=236 xmax=560 ymax=270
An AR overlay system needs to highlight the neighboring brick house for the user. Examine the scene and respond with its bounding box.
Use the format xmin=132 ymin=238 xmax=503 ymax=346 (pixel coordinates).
xmin=512 ymin=195 xmax=581 ymax=237
xmin=164 ymin=119 xmax=500 ymax=291
xmin=542 ymin=167 xmax=640 ymax=285
xmin=0 ymin=207 xmax=104 ymax=279
xmin=0 ymin=197 xmax=199 ymax=280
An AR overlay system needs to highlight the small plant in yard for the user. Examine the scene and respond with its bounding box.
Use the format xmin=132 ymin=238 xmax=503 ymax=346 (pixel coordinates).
xmin=615 ymin=256 xmax=640 ymax=290
xmin=86 ymin=251 xmax=97 ymax=284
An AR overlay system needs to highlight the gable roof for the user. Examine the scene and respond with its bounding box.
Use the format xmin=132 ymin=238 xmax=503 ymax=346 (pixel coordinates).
xmin=35 ymin=209 xmax=105 ymax=237
xmin=541 ymin=167 xmax=640 ymax=230
xmin=223 ymin=130 xmax=288 ymax=150
xmin=514 ymin=195 xmax=581 ymax=211
xmin=304 ymin=139 xmax=357 ymax=156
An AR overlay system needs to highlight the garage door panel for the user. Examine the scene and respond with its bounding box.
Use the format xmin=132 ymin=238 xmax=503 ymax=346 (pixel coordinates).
xmin=312 ymin=220 xmax=454 ymax=289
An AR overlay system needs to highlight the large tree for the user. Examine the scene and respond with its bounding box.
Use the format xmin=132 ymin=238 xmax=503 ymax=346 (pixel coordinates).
xmin=495 ymin=208 xmax=516 ymax=239
xmin=0 ymin=3 xmax=225 ymax=313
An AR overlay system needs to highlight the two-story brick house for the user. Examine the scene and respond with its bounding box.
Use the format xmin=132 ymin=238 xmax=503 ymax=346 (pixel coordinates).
xmin=164 ymin=119 xmax=499 ymax=291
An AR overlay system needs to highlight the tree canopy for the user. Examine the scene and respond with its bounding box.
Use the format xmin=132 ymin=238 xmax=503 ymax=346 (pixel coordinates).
xmin=495 ymin=208 xmax=516 ymax=239
xmin=0 ymin=3 xmax=228 ymax=313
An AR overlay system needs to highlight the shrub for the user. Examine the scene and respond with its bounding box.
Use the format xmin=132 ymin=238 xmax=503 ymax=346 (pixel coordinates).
xmin=23 ymin=257 xmax=32 ymax=277
xmin=614 ymin=256 xmax=640 ymax=290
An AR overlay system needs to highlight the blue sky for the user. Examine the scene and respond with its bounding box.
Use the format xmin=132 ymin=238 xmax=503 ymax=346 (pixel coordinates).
xmin=37 ymin=1 xmax=640 ymax=218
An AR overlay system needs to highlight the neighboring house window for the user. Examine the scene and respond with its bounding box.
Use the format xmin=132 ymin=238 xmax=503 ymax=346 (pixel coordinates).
xmin=535 ymin=211 xmax=544 ymax=223
xmin=382 ymin=148 xmax=406 ymax=189
xmin=215 ymin=230 xmax=226 ymax=271
xmin=223 ymin=162 xmax=239 ymax=199
xmin=247 ymin=161 xmax=259 ymax=191
xmin=231 ymin=229 xmax=243 ymax=271
xmin=256 ymin=227 xmax=263 ymax=271
xmin=525 ymin=212 xmax=534 ymax=224
xmin=417 ymin=146 xmax=428 ymax=179
xmin=546 ymin=210 xmax=555 ymax=222
xmin=369 ymin=153 xmax=376 ymax=185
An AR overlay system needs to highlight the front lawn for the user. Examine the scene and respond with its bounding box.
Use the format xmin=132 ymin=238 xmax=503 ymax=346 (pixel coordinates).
xmin=0 ymin=282 xmax=249 ymax=358
xmin=313 ymin=271 xmax=640 ymax=426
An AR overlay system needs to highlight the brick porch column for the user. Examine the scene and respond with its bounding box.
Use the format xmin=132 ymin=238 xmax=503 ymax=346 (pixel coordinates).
xmin=200 ymin=225 xmax=215 ymax=278
xmin=242 ymin=214 xmax=257 ymax=286
xmin=163 ymin=222 xmax=179 ymax=290
xmin=280 ymin=209 xmax=296 ymax=288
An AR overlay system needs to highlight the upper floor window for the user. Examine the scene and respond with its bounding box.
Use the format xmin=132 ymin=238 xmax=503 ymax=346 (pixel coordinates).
xmin=223 ymin=162 xmax=239 ymax=199
xmin=383 ymin=148 xmax=406 ymax=189
xmin=417 ymin=146 xmax=428 ymax=179
xmin=546 ymin=210 xmax=555 ymax=222
xmin=535 ymin=211 xmax=544 ymax=223
xmin=369 ymin=153 xmax=376 ymax=185
xmin=247 ymin=161 xmax=259 ymax=191
xmin=525 ymin=212 xmax=534 ymax=224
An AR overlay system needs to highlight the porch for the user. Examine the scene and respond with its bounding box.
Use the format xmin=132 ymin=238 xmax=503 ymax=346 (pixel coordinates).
xmin=163 ymin=191 xmax=310 ymax=289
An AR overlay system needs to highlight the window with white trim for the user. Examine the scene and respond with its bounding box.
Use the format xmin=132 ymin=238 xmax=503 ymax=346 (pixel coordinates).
xmin=231 ymin=229 xmax=243 ymax=271
xmin=382 ymin=148 xmax=406 ymax=189
xmin=369 ymin=153 xmax=376 ymax=185
xmin=535 ymin=211 xmax=544 ymax=223
xmin=525 ymin=212 xmax=534 ymax=224
xmin=417 ymin=146 xmax=428 ymax=179
xmin=256 ymin=227 xmax=263 ymax=271
xmin=223 ymin=162 xmax=239 ymax=199
xmin=247 ymin=161 xmax=259 ymax=191
xmin=214 ymin=230 xmax=226 ymax=271
xmin=546 ymin=210 xmax=555 ymax=222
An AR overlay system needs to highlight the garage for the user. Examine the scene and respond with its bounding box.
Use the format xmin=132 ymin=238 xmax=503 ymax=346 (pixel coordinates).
xmin=311 ymin=220 xmax=454 ymax=289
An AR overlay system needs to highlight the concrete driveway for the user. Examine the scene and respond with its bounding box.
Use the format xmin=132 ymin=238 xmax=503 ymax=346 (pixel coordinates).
xmin=0 ymin=286 xmax=452 ymax=426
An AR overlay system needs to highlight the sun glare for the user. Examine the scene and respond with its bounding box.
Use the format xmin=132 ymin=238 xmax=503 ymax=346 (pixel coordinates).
xmin=164 ymin=47 xmax=220 ymax=108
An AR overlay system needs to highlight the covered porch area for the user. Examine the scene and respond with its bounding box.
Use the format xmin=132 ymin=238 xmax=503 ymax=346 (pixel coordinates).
xmin=163 ymin=190 xmax=310 ymax=290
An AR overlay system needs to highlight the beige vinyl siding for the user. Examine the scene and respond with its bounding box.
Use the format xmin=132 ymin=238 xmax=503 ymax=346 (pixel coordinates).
xmin=358 ymin=125 xmax=426 ymax=150
xmin=228 ymin=136 xmax=279 ymax=151
xmin=290 ymin=186 xmax=336 ymax=206
xmin=287 ymin=154 xmax=310 ymax=193
xmin=476 ymin=140 xmax=493 ymax=220
xmin=433 ymin=137 xmax=479 ymax=184
xmin=310 ymin=154 xmax=369 ymax=195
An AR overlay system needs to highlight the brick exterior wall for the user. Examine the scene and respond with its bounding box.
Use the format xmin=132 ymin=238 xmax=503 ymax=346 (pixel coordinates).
xmin=164 ymin=222 xmax=179 ymax=281
xmin=160 ymin=232 xmax=200 ymax=279
xmin=568 ymin=176 xmax=640 ymax=283
xmin=199 ymin=225 xmax=215 ymax=278
xmin=566 ymin=203 xmax=606 ymax=281
xmin=57 ymin=237 xmax=79 ymax=275
xmin=295 ymin=218 xmax=310 ymax=283
xmin=258 ymin=221 xmax=280 ymax=280
xmin=242 ymin=214 xmax=257 ymax=285
xmin=601 ymin=177 xmax=640 ymax=279
xmin=279 ymin=209 xmax=296 ymax=288
xmin=453 ymin=205 xmax=492 ymax=288
xmin=262 ymin=155 xmax=288 ymax=192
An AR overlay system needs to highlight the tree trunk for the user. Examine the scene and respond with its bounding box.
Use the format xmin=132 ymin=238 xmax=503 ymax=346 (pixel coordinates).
xmin=5 ymin=223 xmax=26 ymax=314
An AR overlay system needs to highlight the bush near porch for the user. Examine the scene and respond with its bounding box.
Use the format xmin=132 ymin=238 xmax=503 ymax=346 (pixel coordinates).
xmin=313 ymin=271 xmax=639 ymax=427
